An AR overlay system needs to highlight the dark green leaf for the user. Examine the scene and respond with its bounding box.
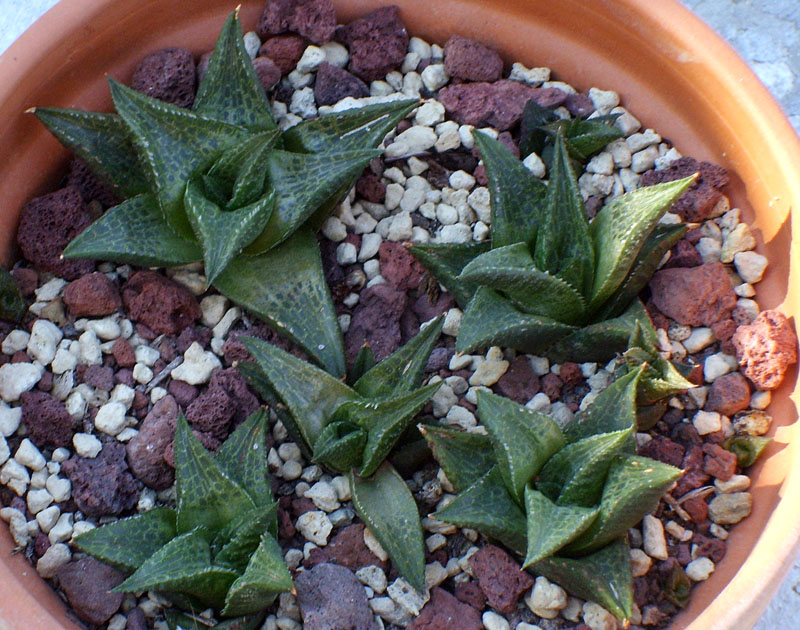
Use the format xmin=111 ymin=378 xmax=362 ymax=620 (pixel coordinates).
xmin=456 ymin=287 xmax=576 ymax=355
xmin=532 ymin=538 xmax=633 ymax=620
xmin=63 ymin=194 xmax=202 ymax=267
xmin=664 ymin=564 xmax=692 ymax=608
xmin=348 ymin=344 xmax=376 ymax=386
xmin=33 ymin=107 xmax=148 ymax=197
xmin=73 ymin=506 xmax=177 ymax=572
xmin=409 ymin=241 xmax=490 ymax=309
xmin=434 ymin=467 xmax=527 ymax=556
xmin=165 ymin=610 xmax=266 ymax=630
xmin=353 ymin=316 xmax=443 ymax=398
xmin=458 ymin=244 xmax=586 ymax=323
xmin=212 ymin=504 xmax=278 ymax=556
xmin=519 ymin=99 xmax=558 ymax=158
xmin=222 ymin=535 xmax=293 ymax=617
xmin=725 ymin=436 xmax=771 ymax=468
xmin=636 ymin=400 xmax=668 ymax=431
xmin=312 ymin=421 xmax=367 ymax=472
xmin=421 ymin=424 xmax=494 ymax=493
xmin=476 ymin=390 xmax=565 ymax=503
xmin=523 ymin=487 xmax=598 ymax=567
xmin=350 ymin=463 xmax=426 ymax=591
xmin=542 ymin=116 xmax=624 ymax=161
xmin=227 ymin=137 xmax=277 ymax=209
xmin=205 ymin=131 xmax=279 ymax=197
xmin=218 ymin=228 xmax=347 ymax=377
xmin=0 ymin=268 xmax=25 ymax=322
xmin=473 ymin=130 xmax=546 ymax=249
xmin=214 ymin=410 xmax=272 ymax=506
xmin=214 ymin=509 xmax=276 ymax=573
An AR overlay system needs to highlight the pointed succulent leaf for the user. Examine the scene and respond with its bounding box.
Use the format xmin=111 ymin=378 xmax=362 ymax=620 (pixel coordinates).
xmin=222 ymin=535 xmax=293 ymax=617
xmin=0 ymin=268 xmax=25 ymax=322
xmin=473 ymin=130 xmax=546 ymax=249
xmin=63 ymin=193 xmax=203 ymax=266
xmin=421 ymin=424 xmax=494 ymax=493
xmin=519 ymin=99 xmax=558 ymax=158
xmin=476 ymin=390 xmax=565 ymax=503
xmin=542 ymin=116 xmax=624 ymax=161
xmin=312 ymin=421 xmax=367 ymax=472
xmin=73 ymin=506 xmax=177 ymax=572
xmin=458 ymin=244 xmax=586 ymax=323
xmin=205 ymin=131 xmax=280 ymax=196
xmin=566 ymin=455 xmax=681 ymax=554
xmin=218 ymin=228 xmax=347 ymax=376
xmin=664 ymin=563 xmax=693 ymax=608
xmin=241 ymin=335 xmax=357 ymax=447
xmin=435 ymin=467 xmax=528 ymax=556
xmin=457 ymin=287 xmax=576 ymax=355
xmin=227 ymin=138 xmax=277 ymax=209
xmin=350 ymin=463 xmax=426 ymax=591
xmin=409 ymin=241 xmax=490 ymax=308
xmin=588 ymin=174 xmax=697 ymax=310
xmin=174 ymin=415 xmax=256 ymax=536
xmin=354 ymin=316 xmax=443 ymax=398
xmin=184 ymin=180 xmax=275 ymax=285
xmin=593 ymin=222 xmax=687 ymax=320
xmin=244 ymin=149 xmax=380 ymax=254
xmin=725 ymin=436 xmax=771 ymax=468
xmin=214 ymin=509 xmax=277 ymax=573
xmin=532 ymin=538 xmax=633 ymax=621
xmin=214 ymin=410 xmax=272 ymax=505
xmin=109 ymin=78 xmax=250 ymax=238
xmin=533 ymin=133 xmax=594 ymax=294
xmin=522 ymin=487 xmax=599 ymax=567
xmin=212 ymin=504 xmax=278 ymax=556
xmin=166 ymin=610 xmax=266 ymax=630
xmin=192 ymin=11 xmax=275 ymax=131
xmin=632 ymin=358 xmax=695 ymax=406
xmin=636 ymin=400 xmax=669 ymax=431
xmin=33 ymin=107 xmax=148 ymax=197
xmin=348 ymin=344 xmax=377 ymax=386
xmin=537 ymin=428 xmax=635 ymax=507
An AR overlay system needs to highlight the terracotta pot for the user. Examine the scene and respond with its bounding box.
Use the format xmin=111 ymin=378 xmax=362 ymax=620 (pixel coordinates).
xmin=0 ymin=0 xmax=797 ymax=628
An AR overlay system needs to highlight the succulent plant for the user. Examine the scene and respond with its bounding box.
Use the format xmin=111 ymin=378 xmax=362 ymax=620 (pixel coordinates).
xmin=73 ymin=411 xmax=291 ymax=621
xmin=411 ymin=130 xmax=696 ymax=362
xmin=422 ymin=367 xmax=681 ymax=620
xmin=240 ymin=317 xmax=445 ymax=591
xmin=34 ymin=10 xmax=415 ymax=378
xmin=0 ymin=268 xmax=25 ymax=322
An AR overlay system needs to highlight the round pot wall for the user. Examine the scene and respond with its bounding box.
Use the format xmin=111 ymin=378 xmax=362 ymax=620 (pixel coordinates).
xmin=0 ymin=1 xmax=798 ymax=629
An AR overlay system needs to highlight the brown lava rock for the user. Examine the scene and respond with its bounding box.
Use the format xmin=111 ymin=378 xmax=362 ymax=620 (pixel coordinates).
xmin=345 ymin=284 xmax=408 ymax=364
xmin=443 ymin=36 xmax=503 ymax=82
xmin=648 ymin=263 xmax=736 ymax=327
xmin=336 ymin=6 xmax=409 ymax=81
xmin=663 ymin=239 xmax=703 ymax=268
xmin=66 ymin=158 xmax=119 ymax=207
xmin=356 ymin=171 xmax=386 ymax=203
xmin=379 ymin=241 xmax=424 ymax=291
xmin=19 ymin=391 xmax=73 ymax=449
xmin=305 ymin=523 xmax=389 ymax=572
xmin=56 ymin=557 xmax=124 ymax=625
xmin=702 ymin=443 xmax=738 ymax=481
xmin=469 ymin=544 xmax=533 ymax=613
xmin=295 ymin=563 xmax=377 ymax=630
xmin=454 ymin=581 xmax=486 ymax=610
xmin=259 ymin=34 xmax=307 ymax=74
xmin=130 ymin=47 xmax=196 ymax=108
xmin=252 ymin=56 xmax=282 ymax=91
xmin=257 ymin=0 xmax=337 ymax=44
xmin=126 ymin=395 xmax=179 ymax=490
xmin=121 ymin=270 xmax=201 ymax=335
xmin=732 ymin=309 xmax=798 ymax=390
xmin=111 ymin=338 xmax=135 ymax=368
xmin=62 ymin=442 xmax=139 ymax=516
xmin=185 ymin=368 xmax=259 ymax=440
xmin=16 ymin=185 xmax=95 ymax=280
xmin=409 ymin=587 xmax=483 ymax=630
xmin=706 ymin=372 xmax=750 ymax=416
xmin=640 ymin=157 xmax=729 ymax=222
xmin=314 ymin=61 xmax=370 ymax=105
xmin=494 ymin=356 xmax=540 ymax=404
xmin=639 ymin=435 xmax=685 ymax=468
xmin=62 ymin=272 xmax=121 ymax=318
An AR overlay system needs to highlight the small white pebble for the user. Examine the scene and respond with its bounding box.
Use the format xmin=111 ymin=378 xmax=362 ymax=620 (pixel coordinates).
xmin=693 ymin=410 xmax=722 ymax=435
xmin=686 ymin=557 xmax=715 ymax=581
xmin=73 ymin=433 xmax=102 ymax=458
xmin=643 ymin=514 xmax=668 ymax=560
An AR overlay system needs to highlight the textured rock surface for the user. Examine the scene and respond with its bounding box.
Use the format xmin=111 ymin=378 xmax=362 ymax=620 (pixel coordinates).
xmin=443 ymin=36 xmax=503 ymax=82
xmin=649 ymin=263 xmax=737 ymax=326
xmin=130 ymin=47 xmax=196 ymax=107
xmin=469 ymin=545 xmax=534 ymax=613
xmin=295 ymin=563 xmax=377 ymax=630
xmin=259 ymin=34 xmax=307 ymax=74
xmin=62 ymin=272 xmax=121 ymax=317
xmin=121 ymin=271 xmax=201 ymax=335
xmin=409 ymin=587 xmax=483 ymax=630
xmin=257 ymin=0 xmax=337 ymax=44
xmin=61 ymin=442 xmax=139 ymax=516
xmin=336 ymin=6 xmax=409 ymax=81
xmin=126 ymin=395 xmax=178 ymax=490
xmin=640 ymin=157 xmax=728 ymax=222
xmin=20 ymin=391 xmax=73 ymax=449
xmin=56 ymin=557 xmax=124 ymax=625
xmin=732 ymin=310 xmax=798 ymax=390
xmin=314 ymin=61 xmax=369 ymax=105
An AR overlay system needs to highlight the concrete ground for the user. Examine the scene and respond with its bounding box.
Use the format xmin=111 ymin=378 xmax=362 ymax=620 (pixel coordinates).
xmin=0 ymin=0 xmax=798 ymax=627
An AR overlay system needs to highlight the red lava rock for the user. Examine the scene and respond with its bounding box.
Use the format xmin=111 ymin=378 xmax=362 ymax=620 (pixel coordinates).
xmin=454 ymin=581 xmax=486 ymax=610
xmin=111 ymin=338 xmax=135 ymax=368
xmin=356 ymin=171 xmax=386 ymax=203
xmin=692 ymin=533 xmax=726 ymax=563
xmin=62 ymin=272 xmax=121 ymax=318
xmin=559 ymin=362 xmax=583 ymax=386
xmin=16 ymin=185 xmax=95 ymax=280
xmin=706 ymin=372 xmax=750 ymax=416
xmin=11 ymin=351 xmax=29 ymax=363
xmin=673 ymin=445 xmax=711 ymax=497
xmin=640 ymin=157 xmax=729 ymax=222
xmin=114 ymin=368 xmax=135 ymax=387
xmin=62 ymin=442 xmax=139 ymax=516
xmin=494 ymin=355 xmax=540 ymax=404
xmin=345 ymin=284 xmax=408 ymax=364
xmin=292 ymin=497 xmax=318 ymax=518
xmin=257 ymin=0 xmax=336 ymax=44
xmin=56 ymin=557 xmax=124 ymax=625
xmin=639 ymin=435 xmax=685 ymax=468
xmin=132 ymin=390 xmax=148 ymax=410
xmin=252 ymin=56 xmax=282 ymax=91
xmin=682 ymin=496 xmax=709 ymax=523
xmin=314 ymin=61 xmax=369 ymax=105
xmin=19 ymin=391 xmax=73 ymax=449
xmin=732 ymin=309 xmax=798 ymax=390
xmin=663 ymin=239 xmax=703 ymax=268
xmin=11 ymin=268 xmax=38 ymax=297
xmin=80 ymin=365 xmax=115 ymax=391
xmin=126 ymin=395 xmax=178 ymax=490
xmin=259 ymin=34 xmax=308 ymax=75
xmin=702 ymin=443 xmax=738 ymax=481
xmin=221 ymin=334 xmax=253 ymax=366
xmin=126 ymin=608 xmax=148 ymax=630
xmin=409 ymin=587 xmax=483 ymax=630
xmin=130 ymin=47 xmax=196 ymax=108
xmin=649 ymin=263 xmax=736 ymax=327
xmin=185 ymin=382 xmax=237 ymax=439
xmin=426 ymin=345 xmax=454 ymax=373
xmin=176 ymin=325 xmax=212 ymax=352
xmin=443 ymin=36 xmax=503 ymax=82
xmin=541 ymin=373 xmax=563 ymax=400
xmin=438 ymin=81 xmax=567 ymax=131
xmin=66 ymin=158 xmax=119 ymax=207
xmin=411 ymin=292 xmax=456 ymax=324
xmin=496 ymin=131 xmax=520 ymax=158
xmin=167 ymin=379 xmax=199 ymax=408
xmin=305 ymin=524 xmax=389 ymax=572
xmin=469 ymin=545 xmax=534 ymax=613
xmin=121 ymin=270 xmax=201 ymax=336
xmin=295 ymin=563 xmax=376 ymax=630
xmin=711 ymin=318 xmax=737 ymax=343
xmin=379 ymin=242 xmax=424 ymax=292
xmin=162 ymin=428 xmax=221 ymax=466
xmin=564 ymin=92 xmax=595 ymax=118
xmin=34 ymin=533 xmax=50 ymax=557
xmin=36 ymin=371 xmax=53 ymax=392
xmin=336 ymin=6 xmax=409 ymax=81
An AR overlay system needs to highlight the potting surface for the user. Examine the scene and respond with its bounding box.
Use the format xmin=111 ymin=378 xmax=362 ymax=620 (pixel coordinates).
xmin=0 ymin=1 xmax=798 ymax=628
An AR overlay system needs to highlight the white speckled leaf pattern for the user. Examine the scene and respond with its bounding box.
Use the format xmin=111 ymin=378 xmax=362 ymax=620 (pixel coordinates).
xmin=222 ymin=535 xmax=293 ymax=617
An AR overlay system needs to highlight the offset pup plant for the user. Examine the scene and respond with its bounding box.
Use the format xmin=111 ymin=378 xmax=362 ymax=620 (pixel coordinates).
xmin=423 ymin=367 xmax=681 ymax=620
xmin=240 ymin=318 xmax=445 ymax=591
xmin=34 ymin=10 xmax=415 ymax=378
xmin=411 ymin=130 xmax=696 ymax=362
xmin=73 ymin=411 xmax=291 ymax=622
